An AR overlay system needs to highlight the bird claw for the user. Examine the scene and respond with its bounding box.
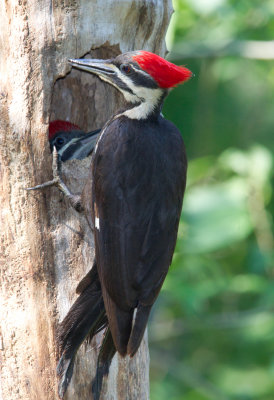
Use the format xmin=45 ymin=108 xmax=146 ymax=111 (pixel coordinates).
xmin=25 ymin=177 xmax=60 ymax=191
xmin=25 ymin=148 xmax=66 ymax=192
xmin=25 ymin=147 xmax=83 ymax=212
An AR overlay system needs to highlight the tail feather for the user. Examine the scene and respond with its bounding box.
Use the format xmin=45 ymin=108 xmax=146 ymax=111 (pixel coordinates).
xmin=127 ymin=304 xmax=151 ymax=357
xmin=92 ymin=328 xmax=116 ymax=400
xmin=57 ymin=267 xmax=107 ymax=398
xmin=102 ymin=287 xmax=133 ymax=356
xmin=58 ymin=277 xmax=105 ymax=354
xmin=76 ymin=261 xmax=98 ymax=294
xmin=57 ymin=353 xmax=78 ymax=399
xmin=56 ymin=264 xmax=152 ymax=398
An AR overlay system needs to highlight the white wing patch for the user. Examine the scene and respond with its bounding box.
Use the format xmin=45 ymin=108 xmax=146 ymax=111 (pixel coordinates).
xmin=94 ymin=202 xmax=100 ymax=230
xmin=95 ymin=217 xmax=100 ymax=230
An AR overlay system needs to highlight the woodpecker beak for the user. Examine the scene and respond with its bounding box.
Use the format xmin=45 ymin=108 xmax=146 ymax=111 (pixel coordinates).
xmin=69 ymin=58 xmax=115 ymax=76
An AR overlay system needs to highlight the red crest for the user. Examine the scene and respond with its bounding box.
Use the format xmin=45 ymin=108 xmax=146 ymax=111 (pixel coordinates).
xmin=133 ymin=51 xmax=192 ymax=89
xmin=48 ymin=120 xmax=81 ymax=140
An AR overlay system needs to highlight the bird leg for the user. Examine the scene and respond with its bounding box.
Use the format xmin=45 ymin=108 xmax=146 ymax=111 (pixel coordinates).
xmin=26 ymin=147 xmax=84 ymax=213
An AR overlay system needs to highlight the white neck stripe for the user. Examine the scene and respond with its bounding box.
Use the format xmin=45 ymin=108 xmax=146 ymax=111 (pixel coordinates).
xmin=121 ymin=87 xmax=162 ymax=120
xmin=121 ymin=102 xmax=155 ymax=120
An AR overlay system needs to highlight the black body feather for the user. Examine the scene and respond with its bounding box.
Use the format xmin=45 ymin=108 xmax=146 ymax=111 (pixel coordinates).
xmin=92 ymin=114 xmax=187 ymax=356
xmin=56 ymin=113 xmax=187 ymax=398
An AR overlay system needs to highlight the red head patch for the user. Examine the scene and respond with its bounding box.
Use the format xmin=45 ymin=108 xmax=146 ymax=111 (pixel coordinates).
xmin=48 ymin=120 xmax=82 ymax=140
xmin=132 ymin=51 xmax=192 ymax=89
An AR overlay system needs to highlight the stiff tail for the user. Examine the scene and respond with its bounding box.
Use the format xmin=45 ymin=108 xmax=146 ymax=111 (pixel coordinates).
xmin=57 ymin=263 xmax=152 ymax=398
xmin=92 ymin=328 xmax=116 ymax=400
xmin=127 ymin=304 xmax=151 ymax=356
xmin=102 ymin=286 xmax=151 ymax=358
xmin=57 ymin=266 xmax=107 ymax=398
xmin=101 ymin=286 xmax=133 ymax=356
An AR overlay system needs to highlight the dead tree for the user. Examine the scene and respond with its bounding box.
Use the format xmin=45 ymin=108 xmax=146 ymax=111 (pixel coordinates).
xmin=0 ymin=1 xmax=172 ymax=399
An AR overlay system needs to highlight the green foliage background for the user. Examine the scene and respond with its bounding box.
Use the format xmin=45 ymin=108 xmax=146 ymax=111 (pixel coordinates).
xmin=149 ymin=1 xmax=274 ymax=399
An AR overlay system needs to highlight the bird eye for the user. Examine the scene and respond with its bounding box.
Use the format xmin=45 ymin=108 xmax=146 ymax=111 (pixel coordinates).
xmin=56 ymin=138 xmax=64 ymax=145
xmin=120 ymin=64 xmax=132 ymax=74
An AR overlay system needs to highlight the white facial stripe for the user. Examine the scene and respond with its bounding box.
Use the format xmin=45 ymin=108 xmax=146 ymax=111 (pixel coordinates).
xmin=99 ymin=74 xmax=122 ymax=92
xmin=131 ymin=64 xmax=151 ymax=79
xmin=58 ymin=137 xmax=79 ymax=157
xmin=115 ymin=68 xmax=163 ymax=119
xmin=115 ymin=69 xmax=141 ymax=103
xmin=97 ymin=67 xmax=138 ymax=103
xmin=95 ymin=64 xmax=164 ymax=120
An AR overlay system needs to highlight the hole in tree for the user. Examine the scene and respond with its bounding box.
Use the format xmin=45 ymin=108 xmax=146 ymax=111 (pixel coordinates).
xmin=49 ymin=45 xmax=124 ymax=144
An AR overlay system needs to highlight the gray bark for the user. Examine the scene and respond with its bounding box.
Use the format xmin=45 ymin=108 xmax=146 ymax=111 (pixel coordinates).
xmin=0 ymin=1 xmax=172 ymax=399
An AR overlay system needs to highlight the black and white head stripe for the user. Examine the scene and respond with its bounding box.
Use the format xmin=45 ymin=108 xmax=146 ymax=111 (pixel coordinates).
xmin=69 ymin=53 xmax=168 ymax=118
xmin=113 ymin=57 xmax=159 ymax=90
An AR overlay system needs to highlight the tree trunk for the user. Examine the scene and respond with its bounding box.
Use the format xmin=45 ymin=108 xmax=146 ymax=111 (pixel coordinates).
xmin=0 ymin=1 xmax=172 ymax=399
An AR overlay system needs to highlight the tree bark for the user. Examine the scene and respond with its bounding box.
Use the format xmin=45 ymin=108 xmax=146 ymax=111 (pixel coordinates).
xmin=0 ymin=1 xmax=172 ymax=399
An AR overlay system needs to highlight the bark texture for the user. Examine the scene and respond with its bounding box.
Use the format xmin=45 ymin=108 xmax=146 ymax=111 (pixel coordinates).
xmin=0 ymin=1 xmax=172 ymax=399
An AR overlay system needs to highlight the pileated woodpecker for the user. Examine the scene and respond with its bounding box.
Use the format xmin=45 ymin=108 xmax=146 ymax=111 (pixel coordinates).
xmin=49 ymin=120 xmax=100 ymax=162
xmin=27 ymin=51 xmax=192 ymax=399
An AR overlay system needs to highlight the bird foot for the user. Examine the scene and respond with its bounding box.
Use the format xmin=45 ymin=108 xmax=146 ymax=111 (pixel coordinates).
xmin=25 ymin=147 xmax=84 ymax=213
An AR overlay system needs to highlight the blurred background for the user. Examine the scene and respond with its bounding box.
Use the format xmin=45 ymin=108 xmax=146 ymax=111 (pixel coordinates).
xmin=149 ymin=1 xmax=274 ymax=399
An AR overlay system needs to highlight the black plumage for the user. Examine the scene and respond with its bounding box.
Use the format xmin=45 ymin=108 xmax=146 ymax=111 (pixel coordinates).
xmin=92 ymin=115 xmax=187 ymax=356
xmin=56 ymin=51 xmax=191 ymax=399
